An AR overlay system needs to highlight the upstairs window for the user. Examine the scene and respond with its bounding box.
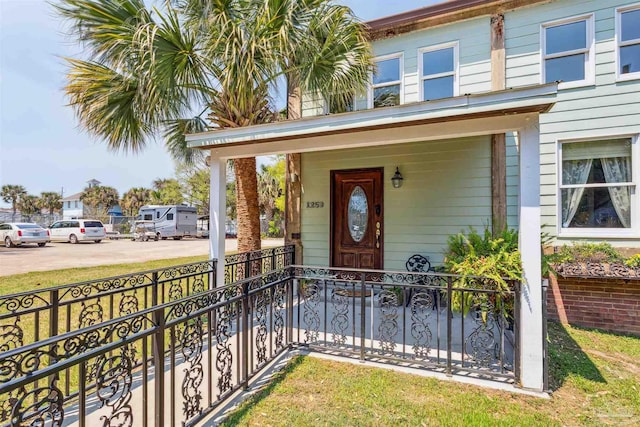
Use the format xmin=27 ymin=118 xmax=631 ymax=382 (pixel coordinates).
xmin=370 ymin=54 xmax=402 ymax=108
xmin=559 ymin=137 xmax=636 ymax=235
xmin=419 ymin=42 xmax=458 ymax=101
xmin=617 ymin=4 xmax=640 ymax=80
xmin=542 ymin=15 xmax=594 ymax=88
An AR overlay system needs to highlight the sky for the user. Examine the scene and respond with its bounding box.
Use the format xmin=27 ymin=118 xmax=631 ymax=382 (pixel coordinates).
xmin=0 ymin=0 xmax=437 ymax=206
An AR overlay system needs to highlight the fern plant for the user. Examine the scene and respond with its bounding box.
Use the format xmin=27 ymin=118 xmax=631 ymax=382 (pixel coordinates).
xmin=443 ymin=228 xmax=522 ymax=320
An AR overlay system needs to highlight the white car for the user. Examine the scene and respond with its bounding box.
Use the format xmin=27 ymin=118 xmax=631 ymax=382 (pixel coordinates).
xmin=0 ymin=223 xmax=51 ymax=247
xmin=48 ymin=219 xmax=107 ymax=244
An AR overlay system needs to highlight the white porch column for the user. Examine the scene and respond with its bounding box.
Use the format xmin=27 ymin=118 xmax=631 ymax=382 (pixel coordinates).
xmin=209 ymin=152 xmax=227 ymax=288
xmin=517 ymin=120 xmax=543 ymax=391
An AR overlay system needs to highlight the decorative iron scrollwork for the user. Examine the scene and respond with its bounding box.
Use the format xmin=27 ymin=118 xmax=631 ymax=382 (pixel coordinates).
xmin=330 ymin=283 xmax=349 ymax=346
xmin=215 ymin=305 xmax=233 ymax=398
xmin=301 ymin=280 xmax=321 ymax=344
xmin=464 ymin=298 xmax=498 ymax=368
xmin=556 ymin=262 xmax=640 ymax=279
xmin=377 ymin=288 xmax=399 ymax=353
xmin=272 ymin=284 xmax=286 ymax=351
xmin=9 ymin=379 xmax=64 ymax=427
xmin=96 ymin=346 xmax=133 ymax=427
xmin=410 ymin=290 xmax=434 ymax=358
xmin=254 ymin=291 xmax=268 ymax=365
xmin=181 ymin=317 xmax=204 ymax=421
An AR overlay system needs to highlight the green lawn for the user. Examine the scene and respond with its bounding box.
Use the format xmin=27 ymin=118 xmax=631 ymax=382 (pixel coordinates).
xmin=222 ymin=322 xmax=640 ymax=426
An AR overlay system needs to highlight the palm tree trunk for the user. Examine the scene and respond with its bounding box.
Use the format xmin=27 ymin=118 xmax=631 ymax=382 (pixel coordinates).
xmin=234 ymin=157 xmax=261 ymax=253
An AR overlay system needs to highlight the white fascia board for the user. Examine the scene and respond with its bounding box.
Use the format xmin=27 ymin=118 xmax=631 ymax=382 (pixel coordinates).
xmin=186 ymin=83 xmax=558 ymax=149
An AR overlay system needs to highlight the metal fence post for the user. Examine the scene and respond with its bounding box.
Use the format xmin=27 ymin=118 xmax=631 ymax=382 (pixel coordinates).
xmin=48 ymin=289 xmax=59 ymax=383
xmin=289 ymin=276 xmax=296 ymax=348
xmin=152 ymin=305 xmax=165 ymax=427
xmin=514 ymin=281 xmax=521 ymax=386
xmin=241 ymin=281 xmax=250 ymax=390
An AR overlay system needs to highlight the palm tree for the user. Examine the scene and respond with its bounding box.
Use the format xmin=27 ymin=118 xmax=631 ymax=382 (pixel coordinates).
xmin=121 ymin=187 xmax=151 ymax=216
xmin=56 ymin=0 xmax=372 ymax=253
xmin=16 ymin=194 xmax=40 ymax=222
xmin=1 ymin=185 xmax=27 ymax=217
xmin=39 ymin=192 xmax=63 ymax=215
xmin=258 ymin=164 xmax=283 ymax=223
xmin=80 ymin=185 xmax=119 ymax=217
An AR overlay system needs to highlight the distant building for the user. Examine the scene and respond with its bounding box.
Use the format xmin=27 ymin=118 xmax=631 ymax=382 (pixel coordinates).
xmin=62 ymin=178 xmax=101 ymax=219
xmin=62 ymin=192 xmax=84 ymax=219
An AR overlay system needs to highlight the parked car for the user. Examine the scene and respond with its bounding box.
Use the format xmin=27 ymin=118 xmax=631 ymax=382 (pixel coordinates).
xmin=0 ymin=223 xmax=51 ymax=247
xmin=48 ymin=219 xmax=107 ymax=244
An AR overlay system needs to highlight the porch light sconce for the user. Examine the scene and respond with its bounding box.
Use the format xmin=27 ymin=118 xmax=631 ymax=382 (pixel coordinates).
xmin=290 ymin=173 xmax=299 ymax=183
xmin=391 ymin=167 xmax=404 ymax=188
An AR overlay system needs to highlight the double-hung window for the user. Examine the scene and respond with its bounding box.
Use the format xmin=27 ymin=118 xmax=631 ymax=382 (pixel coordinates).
xmin=617 ymin=4 xmax=640 ymax=80
xmin=542 ymin=15 xmax=594 ymax=88
xmin=419 ymin=42 xmax=458 ymax=101
xmin=370 ymin=54 xmax=402 ymax=108
xmin=559 ymin=137 xmax=636 ymax=235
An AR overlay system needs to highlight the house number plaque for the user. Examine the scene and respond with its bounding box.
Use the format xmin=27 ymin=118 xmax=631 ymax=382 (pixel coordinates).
xmin=306 ymin=201 xmax=324 ymax=208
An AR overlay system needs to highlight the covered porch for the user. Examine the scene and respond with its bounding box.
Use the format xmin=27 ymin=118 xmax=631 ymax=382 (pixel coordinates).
xmin=187 ymin=83 xmax=557 ymax=392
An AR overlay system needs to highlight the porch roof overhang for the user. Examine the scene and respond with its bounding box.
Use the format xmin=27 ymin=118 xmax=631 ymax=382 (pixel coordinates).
xmin=186 ymin=83 xmax=557 ymax=159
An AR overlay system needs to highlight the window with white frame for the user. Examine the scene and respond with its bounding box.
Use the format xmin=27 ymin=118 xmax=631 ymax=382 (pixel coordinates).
xmin=559 ymin=138 xmax=635 ymax=232
xmin=542 ymin=15 xmax=594 ymax=87
xmin=370 ymin=55 xmax=401 ymax=108
xmin=617 ymin=4 xmax=640 ymax=79
xmin=420 ymin=43 xmax=458 ymax=101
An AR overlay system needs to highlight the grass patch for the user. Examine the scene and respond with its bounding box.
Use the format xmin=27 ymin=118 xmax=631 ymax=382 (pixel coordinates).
xmin=222 ymin=322 xmax=640 ymax=426
xmin=0 ymin=255 xmax=209 ymax=295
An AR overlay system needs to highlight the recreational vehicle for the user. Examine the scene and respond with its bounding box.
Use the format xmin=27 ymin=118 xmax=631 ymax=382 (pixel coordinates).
xmin=135 ymin=205 xmax=197 ymax=239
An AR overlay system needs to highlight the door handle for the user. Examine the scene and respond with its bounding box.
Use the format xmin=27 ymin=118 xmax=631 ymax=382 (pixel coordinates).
xmin=375 ymin=221 xmax=381 ymax=248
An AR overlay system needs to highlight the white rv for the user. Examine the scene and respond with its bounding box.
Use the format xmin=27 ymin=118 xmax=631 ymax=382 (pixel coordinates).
xmin=135 ymin=205 xmax=197 ymax=240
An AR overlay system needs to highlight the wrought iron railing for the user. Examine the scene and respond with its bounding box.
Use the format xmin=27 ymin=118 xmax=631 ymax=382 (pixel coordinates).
xmin=224 ymin=245 xmax=295 ymax=284
xmin=291 ymin=266 xmax=520 ymax=380
xmin=0 ymin=245 xmax=295 ymax=350
xmin=0 ymin=269 xmax=294 ymax=427
xmin=0 ymin=250 xmax=519 ymax=426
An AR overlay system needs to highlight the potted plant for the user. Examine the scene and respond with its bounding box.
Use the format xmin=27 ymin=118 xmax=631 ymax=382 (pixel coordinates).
xmin=443 ymin=227 xmax=522 ymax=325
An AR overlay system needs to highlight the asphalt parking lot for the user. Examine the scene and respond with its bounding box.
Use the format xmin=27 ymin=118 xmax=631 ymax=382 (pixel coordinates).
xmin=0 ymin=238 xmax=284 ymax=276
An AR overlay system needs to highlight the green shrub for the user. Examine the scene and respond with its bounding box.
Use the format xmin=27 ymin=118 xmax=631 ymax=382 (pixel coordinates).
xmin=624 ymin=254 xmax=640 ymax=268
xmin=444 ymin=228 xmax=521 ymax=319
xmin=553 ymin=242 xmax=623 ymax=264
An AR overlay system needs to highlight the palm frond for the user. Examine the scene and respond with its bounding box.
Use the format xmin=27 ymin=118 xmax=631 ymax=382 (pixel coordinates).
xmin=162 ymin=117 xmax=209 ymax=165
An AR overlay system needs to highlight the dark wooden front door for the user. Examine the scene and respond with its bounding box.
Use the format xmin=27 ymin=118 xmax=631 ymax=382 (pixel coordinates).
xmin=331 ymin=168 xmax=383 ymax=269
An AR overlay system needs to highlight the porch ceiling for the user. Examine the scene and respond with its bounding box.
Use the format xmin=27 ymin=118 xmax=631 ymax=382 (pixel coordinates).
xmin=186 ymin=83 xmax=557 ymax=159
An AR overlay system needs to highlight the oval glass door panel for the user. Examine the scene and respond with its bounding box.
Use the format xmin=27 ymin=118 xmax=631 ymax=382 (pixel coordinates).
xmin=348 ymin=186 xmax=368 ymax=242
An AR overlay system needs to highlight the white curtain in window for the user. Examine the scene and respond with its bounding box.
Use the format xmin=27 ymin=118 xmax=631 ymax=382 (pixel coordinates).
xmin=601 ymin=156 xmax=632 ymax=228
xmin=562 ymin=159 xmax=593 ymax=227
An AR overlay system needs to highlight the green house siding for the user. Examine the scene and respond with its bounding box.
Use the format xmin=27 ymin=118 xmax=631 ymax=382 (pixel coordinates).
xmin=301 ymin=136 xmax=493 ymax=269
xmin=506 ymin=0 xmax=640 ymax=245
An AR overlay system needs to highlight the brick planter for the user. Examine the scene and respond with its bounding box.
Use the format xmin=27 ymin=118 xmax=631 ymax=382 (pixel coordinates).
xmin=547 ymin=265 xmax=640 ymax=336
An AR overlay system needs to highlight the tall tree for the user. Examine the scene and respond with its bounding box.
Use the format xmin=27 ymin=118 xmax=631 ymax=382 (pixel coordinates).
xmin=1 ymin=185 xmax=27 ymax=215
xmin=57 ymin=0 xmax=372 ymax=253
xmin=39 ymin=192 xmax=63 ymax=215
xmin=176 ymin=162 xmax=210 ymax=215
xmin=121 ymin=187 xmax=151 ymax=216
xmin=16 ymin=194 xmax=40 ymax=221
xmin=151 ymin=178 xmax=184 ymax=205
xmin=258 ymin=158 xmax=285 ymax=222
xmin=80 ymin=185 xmax=119 ymax=217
